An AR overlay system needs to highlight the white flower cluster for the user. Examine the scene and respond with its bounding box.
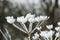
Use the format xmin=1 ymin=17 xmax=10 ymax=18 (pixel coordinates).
xmin=46 ymin=24 xmax=53 ymax=30
xmin=55 ymin=27 xmax=60 ymax=31
xmin=5 ymin=16 xmax=15 ymax=24
xmin=32 ymin=30 xmax=54 ymax=40
xmin=40 ymin=30 xmax=54 ymax=38
xmin=57 ymin=22 xmax=60 ymax=26
xmin=32 ymin=32 xmax=39 ymax=40
xmin=36 ymin=27 xmax=42 ymax=31
xmin=5 ymin=13 xmax=49 ymax=24
xmin=32 ymin=24 xmax=54 ymax=40
xmin=5 ymin=13 xmax=50 ymax=40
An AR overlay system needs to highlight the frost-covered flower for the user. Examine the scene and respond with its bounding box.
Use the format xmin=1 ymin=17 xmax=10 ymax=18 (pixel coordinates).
xmin=40 ymin=30 xmax=54 ymax=38
xmin=25 ymin=13 xmax=35 ymax=19
xmin=57 ymin=22 xmax=60 ymax=26
xmin=17 ymin=16 xmax=27 ymax=23
xmin=55 ymin=32 xmax=60 ymax=37
xmin=40 ymin=16 xmax=49 ymax=21
xmin=28 ymin=17 xmax=35 ymax=23
xmin=35 ymin=16 xmax=41 ymax=22
xmin=5 ymin=16 xmax=15 ymax=24
xmin=36 ymin=27 xmax=42 ymax=30
xmin=40 ymin=31 xmax=49 ymax=38
xmin=55 ymin=27 xmax=60 ymax=31
xmin=46 ymin=25 xmax=53 ymax=30
xmin=48 ymin=30 xmax=54 ymax=37
xmin=32 ymin=32 xmax=39 ymax=39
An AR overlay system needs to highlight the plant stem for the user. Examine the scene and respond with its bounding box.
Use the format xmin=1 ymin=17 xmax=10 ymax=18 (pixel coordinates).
xmin=47 ymin=38 xmax=49 ymax=40
xmin=31 ymin=21 xmax=44 ymax=33
xmin=38 ymin=38 xmax=41 ymax=40
xmin=50 ymin=37 xmax=52 ymax=40
xmin=29 ymin=22 xmax=33 ymax=32
xmin=54 ymin=37 xmax=57 ymax=40
xmin=0 ymin=30 xmax=8 ymax=40
xmin=28 ymin=34 xmax=31 ymax=40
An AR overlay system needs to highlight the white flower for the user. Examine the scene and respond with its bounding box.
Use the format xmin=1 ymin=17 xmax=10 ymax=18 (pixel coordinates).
xmin=32 ymin=36 xmax=36 ymax=39
xmin=40 ymin=31 xmax=49 ymax=38
xmin=17 ymin=16 xmax=27 ymax=23
xmin=32 ymin=32 xmax=39 ymax=39
xmin=55 ymin=32 xmax=60 ymax=37
xmin=5 ymin=16 xmax=15 ymax=24
xmin=57 ymin=22 xmax=60 ymax=26
xmin=40 ymin=30 xmax=54 ymax=38
xmin=28 ymin=17 xmax=35 ymax=23
xmin=40 ymin=16 xmax=49 ymax=21
xmin=46 ymin=25 xmax=53 ymax=30
xmin=48 ymin=30 xmax=54 ymax=37
xmin=35 ymin=16 xmax=40 ymax=22
xmin=55 ymin=27 xmax=60 ymax=31
xmin=25 ymin=13 xmax=35 ymax=19
xmin=36 ymin=27 xmax=42 ymax=30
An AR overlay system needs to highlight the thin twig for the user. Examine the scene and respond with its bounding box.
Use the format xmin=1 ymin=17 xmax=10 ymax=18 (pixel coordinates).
xmin=4 ymin=28 xmax=11 ymax=40
xmin=12 ymin=23 xmax=27 ymax=34
xmin=0 ymin=29 xmax=8 ymax=40
xmin=29 ymin=22 xmax=33 ymax=32
xmin=31 ymin=21 xmax=44 ymax=33
xmin=38 ymin=38 xmax=41 ymax=40
xmin=50 ymin=37 xmax=53 ymax=40
xmin=20 ymin=22 xmax=28 ymax=33
xmin=54 ymin=37 xmax=57 ymax=40
xmin=31 ymin=18 xmax=49 ymax=35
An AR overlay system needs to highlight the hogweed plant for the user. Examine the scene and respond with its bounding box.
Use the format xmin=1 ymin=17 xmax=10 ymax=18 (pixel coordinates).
xmin=5 ymin=13 xmax=50 ymax=40
xmin=5 ymin=13 xmax=60 ymax=40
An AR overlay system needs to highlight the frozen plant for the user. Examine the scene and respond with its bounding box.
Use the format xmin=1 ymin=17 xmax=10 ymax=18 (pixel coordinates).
xmin=55 ymin=27 xmax=60 ymax=31
xmin=46 ymin=24 xmax=53 ymax=30
xmin=40 ymin=30 xmax=54 ymax=40
xmin=32 ymin=32 xmax=39 ymax=40
xmin=5 ymin=16 xmax=15 ymax=24
xmin=36 ymin=26 xmax=42 ymax=31
xmin=17 ymin=16 xmax=27 ymax=23
xmin=5 ymin=13 xmax=49 ymax=40
xmin=57 ymin=22 xmax=60 ymax=26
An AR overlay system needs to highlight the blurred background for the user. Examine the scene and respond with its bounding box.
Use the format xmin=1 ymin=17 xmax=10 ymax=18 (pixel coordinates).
xmin=0 ymin=0 xmax=60 ymax=40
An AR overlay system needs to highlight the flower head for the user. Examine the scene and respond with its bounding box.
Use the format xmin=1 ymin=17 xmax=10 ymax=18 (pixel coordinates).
xmin=25 ymin=13 xmax=35 ymax=19
xmin=55 ymin=27 xmax=60 ymax=31
xmin=28 ymin=17 xmax=35 ymax=23
xmin=32 ymin=32 xmax=39 ymax=39
xmin=40 ymin=16 xmax=49 ymax=21
xmin=55 ymin=32 xmax=60 ymax=37
xmin=46 ymin=25 xmax=53 ymax=30
xmin=36 ymin=27 xmax=42 ymax=30
xmin=5 ymin=16 xmax=15 ymax=24
xmin=40 ymin=30 xmax=54 ymax=38
xmin=57 ymin=22 xmax=60 ymax=26
xmin=17 ymin=16 xmax=27 ymax=23
xmin=40 ymin=31 xmax=49 ymax=38
xmin=35 ymin=16 xmax=40 ymax=22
